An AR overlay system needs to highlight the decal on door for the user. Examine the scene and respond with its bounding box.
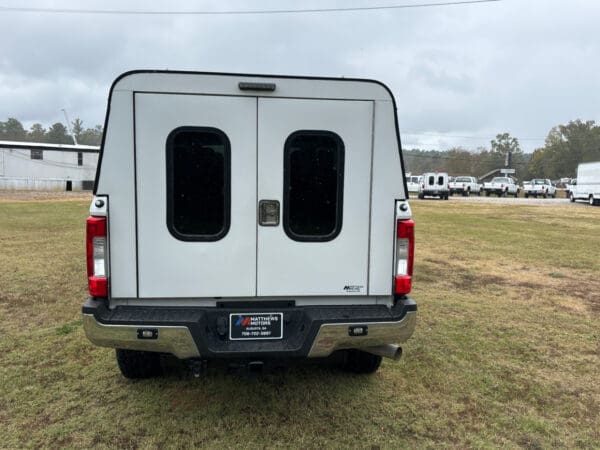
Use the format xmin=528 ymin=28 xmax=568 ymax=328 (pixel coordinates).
xmin=343 ymin=285 xmax=364 ymax=293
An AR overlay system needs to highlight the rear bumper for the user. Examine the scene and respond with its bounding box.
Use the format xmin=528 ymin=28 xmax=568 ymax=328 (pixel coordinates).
xmin=82 ymin=297 xmax=417 ymax=360
xmin=421 ymin=190 xmax=447 ymax=196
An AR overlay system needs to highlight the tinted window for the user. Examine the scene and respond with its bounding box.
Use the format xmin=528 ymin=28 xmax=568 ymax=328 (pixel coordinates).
xmin=428 ymin=176 xmax=435 ymax=185
xmin=30 ymin=149 xmax=43 ymax=160
xmin=438 ymin=176 xmax=445 ymax=185
xmin=284 ymin=131 xmax=344 ymax=242
xmin=166 ymin=127 xmax=230 ymax=241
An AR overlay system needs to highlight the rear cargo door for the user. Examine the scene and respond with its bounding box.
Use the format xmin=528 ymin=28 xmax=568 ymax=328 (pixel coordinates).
xmin=257 ymin=98 xmax=374 ymax=296
xmin=135 ymin=93 xmax=257 ymax=298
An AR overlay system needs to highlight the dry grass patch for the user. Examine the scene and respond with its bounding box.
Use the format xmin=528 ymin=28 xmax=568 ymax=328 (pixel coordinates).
xmin=0 ymin=198 xmax=599 ymax=448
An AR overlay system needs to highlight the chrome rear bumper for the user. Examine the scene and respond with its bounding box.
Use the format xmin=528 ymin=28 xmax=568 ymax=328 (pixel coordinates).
xmin=82 ymin=298 xmax=417 ymax=360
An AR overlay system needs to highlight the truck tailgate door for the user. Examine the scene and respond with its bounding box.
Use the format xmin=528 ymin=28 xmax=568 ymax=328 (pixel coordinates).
xmin=257 ymin=98 xmax=374 ymax=296
xmin=135 ymin=93 xmax=257 ymax=298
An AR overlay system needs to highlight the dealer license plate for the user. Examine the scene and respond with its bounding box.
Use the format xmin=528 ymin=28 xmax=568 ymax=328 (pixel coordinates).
xmin=229 ymin=313 xmax=283 ymax=340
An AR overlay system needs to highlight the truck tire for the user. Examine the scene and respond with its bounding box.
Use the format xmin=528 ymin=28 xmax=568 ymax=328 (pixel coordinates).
xmin=342 ymin=349 xmax=382 ymax=374
xmin=116 ymin=349 xmax=162 ymax=379
xmin=485 ymin=191 xmax=490 ymax=197
xmin=525 ymin=193 xmax=529 ymax=198
xmin=418 ymin=193 xmax=424 ymax=199
xmin=465 ymin=189 xmax=470 ymax=197
xmin=514 ymin=191 xmax=518 ymax=198
xmin=590 ymin=196 xmax=596 ymax=206
xmin=570 ymin=192 xmax=575 ymax=202
xmin=551 ymin=193 xmax=556 ymax=198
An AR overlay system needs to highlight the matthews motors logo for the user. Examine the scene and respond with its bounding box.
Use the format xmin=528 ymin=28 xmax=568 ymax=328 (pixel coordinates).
xmin=343 ymin=285 xmax=363 ymax=293
xmin=235 ymin=316 xmax=252 ymax=327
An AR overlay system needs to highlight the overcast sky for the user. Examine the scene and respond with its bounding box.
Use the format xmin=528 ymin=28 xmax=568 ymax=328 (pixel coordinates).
xmin=1 ymin=0 xmax=599 ymax=152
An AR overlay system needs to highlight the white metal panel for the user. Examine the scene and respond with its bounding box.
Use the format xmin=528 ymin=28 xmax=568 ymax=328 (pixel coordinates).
xmin=369 ymin=100 xmax=405 ymax=295
xmin=95 ymin=91 xmax=137 ymax=298
xmin=113 ymin=72 xmax=392 ymax=103
xmin=135 ymin=93 xmax=257 ymax=298
xmin=257 ymin=98 xmax=373 ymax=296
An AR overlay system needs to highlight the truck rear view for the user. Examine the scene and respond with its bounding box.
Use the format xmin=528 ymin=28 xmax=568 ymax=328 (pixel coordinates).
xmin=83 ymin=71 xmax=417 ymax=378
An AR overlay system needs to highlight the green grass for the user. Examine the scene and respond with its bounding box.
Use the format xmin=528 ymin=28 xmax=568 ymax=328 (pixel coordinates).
xmin=0 ymin=199 xmax=599 ymax=448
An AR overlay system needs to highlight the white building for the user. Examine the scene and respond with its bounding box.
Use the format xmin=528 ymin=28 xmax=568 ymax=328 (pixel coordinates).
xmin=0 ymin=142 xmax=99 ymax=191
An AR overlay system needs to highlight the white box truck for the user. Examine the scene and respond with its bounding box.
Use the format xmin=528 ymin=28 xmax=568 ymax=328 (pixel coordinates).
xmin=569 ymin=161 xmax=600 ymax=205
xmin=83 ymin=71 xmax=417 ymax=378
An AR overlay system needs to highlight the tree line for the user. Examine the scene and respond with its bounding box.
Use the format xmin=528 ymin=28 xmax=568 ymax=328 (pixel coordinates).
xmin=404 ymin=120 xmax=600 ymax=180
xmin=2 ymin=116 xmax=599 ymax=180
xmin=0 ymin=117 xmax=102 ymax=146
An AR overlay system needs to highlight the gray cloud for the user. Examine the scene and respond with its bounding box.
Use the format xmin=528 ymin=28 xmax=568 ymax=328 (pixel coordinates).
xmin=1 ymin=0 xmax=599 ymax=151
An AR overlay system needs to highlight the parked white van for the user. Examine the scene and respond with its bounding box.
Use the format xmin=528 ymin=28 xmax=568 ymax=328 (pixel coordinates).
xmin=83 ymin=71 xmax=417 ymax=377
xmin=570 ymin=161 xmax=600 ymax=205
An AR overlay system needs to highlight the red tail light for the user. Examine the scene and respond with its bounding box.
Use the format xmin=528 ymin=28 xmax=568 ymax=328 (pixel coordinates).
xmin=395 ymin=219 xmax=415 ymax=295
xmin=86 ymin=216 xmax=107 ymax=297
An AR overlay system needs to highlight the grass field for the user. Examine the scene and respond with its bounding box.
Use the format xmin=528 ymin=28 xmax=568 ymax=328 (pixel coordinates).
xmin=0 ymin=197 xmax=598 ymax=448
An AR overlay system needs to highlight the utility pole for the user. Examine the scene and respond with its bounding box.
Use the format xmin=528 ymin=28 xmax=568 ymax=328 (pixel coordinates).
xmin=61 ymin=109 xmax=78 ymax=145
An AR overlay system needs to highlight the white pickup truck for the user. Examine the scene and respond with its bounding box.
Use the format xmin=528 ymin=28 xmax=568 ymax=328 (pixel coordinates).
xmin=449 ymin=176 xmax=482 ymax=196
xmin=418 ymin=172 xmax=449 ymax=200
xmin=483 ymin=177 xmax=519 ymax=197
xmin=406 ymin=175 xmax=423 ymax=194
xmin=82 ymin=70 xmax=417 ymax=378
xmin=523 ymin=179 xmax=556 ymax=198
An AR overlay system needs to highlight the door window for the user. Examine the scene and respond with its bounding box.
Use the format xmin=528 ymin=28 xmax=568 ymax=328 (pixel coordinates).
xmin=283 ymin=130 xmax=344 ymax=242
xmin=166 ymin=127 xmax=230 ymax=241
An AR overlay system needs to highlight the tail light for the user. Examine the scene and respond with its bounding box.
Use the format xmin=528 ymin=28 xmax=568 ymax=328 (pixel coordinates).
xmin=395 ymin=219 xmax=415 ymax=295
xmin=86 ymin=216 xmax=107 ymax=297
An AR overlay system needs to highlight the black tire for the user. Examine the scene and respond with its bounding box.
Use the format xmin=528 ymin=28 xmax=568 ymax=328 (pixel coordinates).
xmin=485 ymin=191 xmax=490 ymax=197
xmin=477 ymin=190 xmax=481 ymax=197
xmin=525 ymin=194 xmax=529 ymax=198
xmin=570 ymin=192 xmax=575 ymax=203
xmin=514 ymin=191 xmax=518 ymax=198
xmin=551 ymin=193 xmax=556 ymax=198
xmin=342 ymin=349 xmax=383 ymax=374
xmin=590 ymin=196 xmax=596 ymax=206
xmin=465 ymin=189 xmax=470 ymax=197
xmin=116 ymin=349 xmax=162 ymax=379
xmin=418 ymin=193 xmax=424 ymax=199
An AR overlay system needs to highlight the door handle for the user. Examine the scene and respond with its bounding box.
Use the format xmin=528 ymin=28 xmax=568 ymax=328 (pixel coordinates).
xmin=259 ymin=200 xmax=280 ymax=226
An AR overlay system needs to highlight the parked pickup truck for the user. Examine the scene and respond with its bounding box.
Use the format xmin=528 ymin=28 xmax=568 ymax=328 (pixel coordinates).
xmin=82 ymin=70 xmax=417 ymax=378
xmin=523 ymin=179 xmax=556 ymax=198
xmin=418 ymin=172 xmax=449 ymax=200
xmin=483 ymin=177 xmax=519 ymax=197
xmin=406 ymin=175 xmax=423 ymax=194
xmin=449 ymin=176 xmax=482 ymax=196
